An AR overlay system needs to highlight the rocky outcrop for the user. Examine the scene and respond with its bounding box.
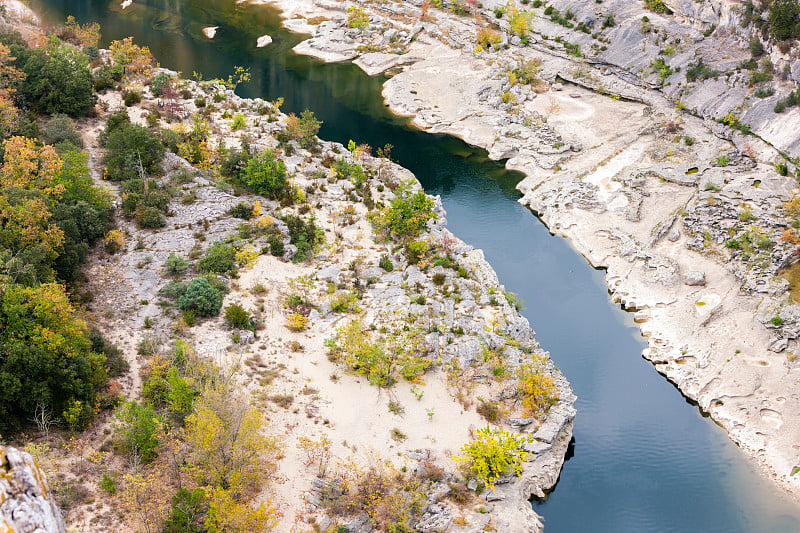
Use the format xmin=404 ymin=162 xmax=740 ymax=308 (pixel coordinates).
xmin=0 ymin=446 xmax=65 ymax=533
xmin=262 ymin=0 xmax=800 ymax=502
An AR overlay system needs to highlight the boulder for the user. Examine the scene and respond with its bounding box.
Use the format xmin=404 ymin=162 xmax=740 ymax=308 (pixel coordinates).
xmin=685 ymin=271 xmax=707 ymax=286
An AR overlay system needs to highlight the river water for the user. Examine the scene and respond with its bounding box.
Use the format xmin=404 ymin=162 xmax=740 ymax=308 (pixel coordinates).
xmin=30 ymin=1 xmax=800 ymax=530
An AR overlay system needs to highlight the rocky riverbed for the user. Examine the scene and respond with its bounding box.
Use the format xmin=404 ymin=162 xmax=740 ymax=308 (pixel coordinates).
xmin=260 ymin=0 xmax=800 ymax=500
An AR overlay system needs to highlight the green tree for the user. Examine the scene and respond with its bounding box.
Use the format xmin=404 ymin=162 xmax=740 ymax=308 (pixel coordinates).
xmin=770 ymin=0 xmax=800 ymax=40
xmin=13 ymin=40 xmax=96 ymax=117
xmin=0 ymin=282 xmax=106 ymax=433
xmin=104 ymin=123 xmax=165 ymax=181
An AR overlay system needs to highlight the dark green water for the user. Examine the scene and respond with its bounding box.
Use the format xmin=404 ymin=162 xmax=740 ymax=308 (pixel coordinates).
xmin=31 ymin=1 xmax=800 ymax=531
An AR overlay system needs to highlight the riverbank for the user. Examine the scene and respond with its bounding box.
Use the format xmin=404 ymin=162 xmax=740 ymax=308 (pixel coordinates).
xmin=0 ymin=2 xmax=575 ymax=530
xmin=260 ymin=0 xmax=800 ymax=501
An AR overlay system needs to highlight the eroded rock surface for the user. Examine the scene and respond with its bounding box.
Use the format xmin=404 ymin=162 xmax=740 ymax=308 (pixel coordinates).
xmin=0 ymin=446 xmax=65 ymax=533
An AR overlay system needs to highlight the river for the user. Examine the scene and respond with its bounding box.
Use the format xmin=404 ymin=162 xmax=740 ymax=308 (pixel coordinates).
xmin=29 ymin=1 xmax=800 ymax=530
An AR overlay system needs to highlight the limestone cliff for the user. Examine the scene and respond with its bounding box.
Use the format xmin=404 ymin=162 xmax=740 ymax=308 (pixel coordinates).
xmin=0 ymin=446 xmax=65 ymax=533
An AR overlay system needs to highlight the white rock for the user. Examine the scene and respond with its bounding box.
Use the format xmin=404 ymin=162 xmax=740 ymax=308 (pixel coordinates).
xmin=203 ymin=26 xmax=219 ymax=39
xmin=257 ymin=34 xmax=273 ymax=48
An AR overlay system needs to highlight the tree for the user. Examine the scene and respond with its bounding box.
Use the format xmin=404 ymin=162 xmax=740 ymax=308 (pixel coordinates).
xmin=205 ymin=487 xmax=276 ymax=533
xmin=104 ymin=123 xmax=165 ymax=181
xmin=0 ymin=282 xmax=105 ymax=433
xmin=120 ymin=471 xmax=170 ymax=533
xmin=0 ymin=42 xmax=24 ymax=99
xmin=15 ymin=41 xmax=95 ymax=117
xmin=1 ymin=136 xmax=64 ymax=196
xmin=769 ymin=0 xmax=800 ymax=40
xmin=183 ymin=386 xmax=276 ymax=493
xmin=0 ymin=192 xmax=64 ymax=257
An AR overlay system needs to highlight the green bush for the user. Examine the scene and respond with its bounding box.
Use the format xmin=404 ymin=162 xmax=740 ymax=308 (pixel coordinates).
xmin=178 ymin=278 xmax=223 ymax=316
xmin=686 ymin=61 xmax=720 ymax=82
xmin=114 ymin=400 xmax=161 ymax=463
xmin=379 ymin=255 xmax=394 ymax=272
xmin=228 ymin=201 xmax=253 ymax=220
xmin=135 ymin=205 xmax=167 ymax=229
xmin=241 ymin=149 xmax=288 ymax=199
xmin=164 ymin=488 xmax=207 ymax=533
xmin=224 ymin=303 xmax=252 ymax=330
xmin=267 ymin=235 xmax=285 ymax=257
xmin=280 ymin=214 xmax=323 ymax=262
xmin=198 ymin=241 xmax=236 ymax=274
xmin=41 ymin=114 xmax=83 ymax=148
xmin=749 ymin=37 xmax=765 ymax=56
xmin=123 ymin=90 xmax=142 ymax=107
xmin=99 ymin=472 xmax=117 ymax=494
xmin=151 ymin=72 xmax=172 ymax=97
xmin=369 ymin=187 xmax=437 ymax=241
xmin=165 ymin=253 xmax=189 ymax=276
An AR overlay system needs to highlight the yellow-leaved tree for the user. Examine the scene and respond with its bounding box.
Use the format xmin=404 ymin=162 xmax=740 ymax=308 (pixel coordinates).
xmin=183 ymin=385 xmax=277 ymax=494
xmin=205 ymin=487 xmax=277 ymax=533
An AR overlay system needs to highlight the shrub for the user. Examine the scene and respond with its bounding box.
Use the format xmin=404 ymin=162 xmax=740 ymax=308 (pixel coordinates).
xmin=103 ymin=229 xmax=125 ymax=254
xmin=135 ymin=205 xmax=167 ymax=228
xmin=151 ymin=72 xmax=171 ymax=97
xmin=41 ymin=114 xmax=83 ymax=148
xmin=379 ymin=255 xmax=394 ymax=272
xmin=231 ymin=114 xmax=246 ymax=131
xmin=686 ymin=61 xmax=720 ymax=82
xmin=99 ymin=472 xmax=117 ymax=494
xmin=268 ymin=235 xmax=284 ymax=256
xmin=198 ymin=241 xmax=236 ymax=274
xmin=644 ymin=0 xmax=670 ymax=14
xmin=347 ymin=6 xmax=369 ymax=29
xmin=517 ymin=356 xmax=559 ymax=418
xmin=114 ymin=400 xmax=161 ymax=463
xmin=282 ymin=109 xmax=322 ymax=150
xmin=369 ymin=186 xmax=437 ymax=241
xmin=456 ymin=426 xmax=531 ymax=489
xmin=123 ymin=90 xmax=142 ymax=107
xmin=90 ymin=330 xmax=128 ymax=377
xmin=476 ymin=28 xmax=502 ymax=49
xmin=749 ymin=37 xmax=765 ymax=57
xmin=280 ymin=214 xmax=323 ymax=262
xmin=178 ymin=278 xmax=223 ymax=316
xmin=165 ymin=253 xmax=189 ymax=276
xmin=241 ymin=149 xmax=288 ymax=199
xmin=224 ymin=303 xmax=252 ymax=330
xmin=228 ymin=201 xmax=253 ymax=220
